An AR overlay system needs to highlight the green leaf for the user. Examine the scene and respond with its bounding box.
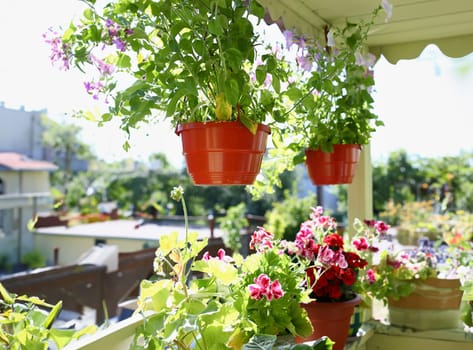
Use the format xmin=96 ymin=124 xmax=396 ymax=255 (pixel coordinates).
xmin=117 ymin=54 xmax=131 ymax=68
xmin=180 ymin=38 xmax=193 ymax=53
xmin=192 ymin=39 xmax=205 ymax=56
xmin=216 ymin=14 xmax=228 ymax=31
xmin=249 ymin=1 xmax=265 ymax=19
xmin=88 ymin=24 xmax=102 ymax=42
xmin=170 ymin=21 xmax=187 ymax=37
xmin=255 ymin=65 xmax=267 ymax=85
xmin=243 ymin=334 xmax=277 ymax=350
xmin=208 ymin=19 xmax=223 ymax=36
xmin=284 ymin=88 xmax=303 ymax=101
xmin=49 ymin=328 xmax=80 ymax=349
xmin=0 ymin=283 xmax=14 ymax=304
xmin=272 ymin=75 xmax=281 ymax=94
xmin=159 ymin=231 xmax=180 ymax=255
xmin=43 ymin=301 xmax=62 ymax=329
xmin=224 ymin=79 xmax=239 ymax=105
xmin=224 ymin=48 xmax=243 ymax=72
xmin=101 ymin=113 xmax=113 ymax=122
xmin=166 ymin=88 xmax=197 ymax=117
xmin=130 ymin=27 xmax=148 ymax=40
xmin=260 ymin=90 xmax=274 ymax=107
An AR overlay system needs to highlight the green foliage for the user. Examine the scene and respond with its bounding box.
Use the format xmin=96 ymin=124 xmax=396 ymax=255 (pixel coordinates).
xmin=0 ymin=256 xmax=9 ymax=272
xmin=42 ymin=114 xmax=96 ymax=201
xmin=20 ymin=250 xmax=46 ymax=269
xmin=243 ymin=335 xmax=333 ymax=350
xmin=57 ymin=0 xmax=289 ymax=134
xmin=133 ymin=187 xmax=314 ymax=350
xmin=217 ymin=203 xmax=248 ymax=253
xmin=0 ymin=283 xmax=96 ymax=349
xmin=373 ymin=150 xmax=473 ymax=216
xmin=254 ymin=5 xmax=389 ymax=193
xmin=265 ymin=193 xmax=317 ymax=241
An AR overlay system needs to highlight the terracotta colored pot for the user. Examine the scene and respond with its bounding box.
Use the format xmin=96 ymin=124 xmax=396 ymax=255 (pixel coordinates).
xmin=388 ymin=278 xmax=463 ymax=330
xmin=305 ymin=144 xmax=361 ymax=185
xmin=176 ymin=121 xmax=270 ymax=185
xmin=296 ymin=295 xmax=361 ymax=350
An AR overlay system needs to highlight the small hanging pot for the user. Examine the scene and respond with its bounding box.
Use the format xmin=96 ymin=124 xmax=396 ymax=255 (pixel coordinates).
xmin=305 ymin=144 xmax=362 ymax=185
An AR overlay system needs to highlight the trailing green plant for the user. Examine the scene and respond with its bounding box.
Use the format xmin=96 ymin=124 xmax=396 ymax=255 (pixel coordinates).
xmin=45 ymin=0 xmax=291 ymax=140
xmin=0 ymin=283 xmax=96 ymax=350
xmin=251 ymin=1 xmax=392 ymax=194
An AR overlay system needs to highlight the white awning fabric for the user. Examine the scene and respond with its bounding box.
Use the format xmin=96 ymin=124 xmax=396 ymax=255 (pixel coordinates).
xmin=258 ymin=0 xmax=473 ymax=64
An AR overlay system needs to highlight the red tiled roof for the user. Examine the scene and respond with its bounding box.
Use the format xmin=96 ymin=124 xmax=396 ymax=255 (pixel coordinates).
xmin=0 ymin=152 xmax=57 ymax=171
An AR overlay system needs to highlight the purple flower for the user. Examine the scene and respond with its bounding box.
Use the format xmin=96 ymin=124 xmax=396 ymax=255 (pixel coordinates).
xmin=264 ymin=73 xmax=272 ymax=87
xmin=90 ymin=55 xmax=115 ymax=76
xmin=296 ymin=54 xmax=312 ymax=72
xmin=113 ymin=37 xmax=127 ymax=52
xmin=283 ymin=30 xmax=294 ymax=50
xmin=355 ymin=51 xmax=376 ymax=69
xmin=326 ymin=29 xmax=335 ymax=47
xmin=295 ymin=35 xmax=306 ymax=50
xmin=83 ymin=80 xmax=104 ymax=100
xmin=43 ymin=28 xmax=71 ymax=70
xmin=381 ymin=0 xmax=393 ymax=22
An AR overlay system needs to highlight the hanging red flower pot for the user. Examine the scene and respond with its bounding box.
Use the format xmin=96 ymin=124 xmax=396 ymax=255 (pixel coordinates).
xmin=296 ymin=295 xmax=361 ymax=350
xmin=305 ymin=144 xmax=362 ymax=185
xmin=176 ymin=121 xmax=270 ymax=186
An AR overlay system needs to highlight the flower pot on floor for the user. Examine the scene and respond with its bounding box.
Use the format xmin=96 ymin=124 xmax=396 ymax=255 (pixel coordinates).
xmin=388 ymin=277 xmax=464 ymax=330
xmin=176 ymin=121 xmax=270 ymax=186
xmin=305 ymin=144 xmax=361 ymax=185
xmin=296 ymin=295 xmax=361 ymax=350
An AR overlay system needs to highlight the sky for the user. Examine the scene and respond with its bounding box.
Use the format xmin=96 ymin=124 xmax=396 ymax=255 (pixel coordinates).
xmin=1 ymin=0 xmax=472 ymax=169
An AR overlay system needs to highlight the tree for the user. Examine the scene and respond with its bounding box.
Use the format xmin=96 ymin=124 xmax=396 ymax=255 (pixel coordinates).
xmin=41 ymin=115 xmax=95 ymax=190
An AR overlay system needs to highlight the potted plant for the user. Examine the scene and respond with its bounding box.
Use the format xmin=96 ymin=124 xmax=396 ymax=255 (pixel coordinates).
xmin=267 ymin=206 xmax=374 ymax=350
xmin=359 ymin=231 xmax=473 ymax=331
xmin=251 ymin=1 xmax=392 ymax=191
xmin=131 ymin=186 xmax=334 ymax=350
xmin=45 ymin=0 xmax=290 ymax=186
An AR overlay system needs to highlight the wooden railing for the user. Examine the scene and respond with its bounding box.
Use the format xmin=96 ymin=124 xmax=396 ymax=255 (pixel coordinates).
xmin=0 ymin=247 xmax=157 ymax=325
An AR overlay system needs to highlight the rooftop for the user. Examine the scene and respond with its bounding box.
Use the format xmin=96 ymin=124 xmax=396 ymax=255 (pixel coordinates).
xmin=0 ymin=152 xmax=57 ymax=171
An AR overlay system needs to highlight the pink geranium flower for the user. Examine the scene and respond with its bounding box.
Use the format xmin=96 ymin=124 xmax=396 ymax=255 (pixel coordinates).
xmin=248 ymin=273 xmax=284 ymax=301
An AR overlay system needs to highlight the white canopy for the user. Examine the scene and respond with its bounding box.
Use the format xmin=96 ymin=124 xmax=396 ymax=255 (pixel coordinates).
xmin=259 ymin=0 xmax=473 ymax=64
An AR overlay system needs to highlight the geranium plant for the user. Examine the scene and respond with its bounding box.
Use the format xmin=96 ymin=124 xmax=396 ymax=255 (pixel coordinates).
xmin=284 ymin=206 xmax=371 ymax=303
xmin=132 ymin=186 xmax=333 ymax=350
xmin=44 ymin=0 xmax=291 ymax=139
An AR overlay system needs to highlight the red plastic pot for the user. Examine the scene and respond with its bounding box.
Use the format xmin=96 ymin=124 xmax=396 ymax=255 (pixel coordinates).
xmin=296 ymin=295 xmax=361 ymax=350
xmin=176 ymin=121 xmax=270 ymax=185
xmin=305 ymin=144 xmax=362 ymax=185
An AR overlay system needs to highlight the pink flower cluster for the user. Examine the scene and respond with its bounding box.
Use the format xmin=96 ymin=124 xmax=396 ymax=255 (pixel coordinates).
xmin=202 ymin=248 xmax=233 ymax=263
xmin=250 ymin=226 xmax=274 ymax=251
xmin=248 ymin=273 xmax=284 ymax=301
